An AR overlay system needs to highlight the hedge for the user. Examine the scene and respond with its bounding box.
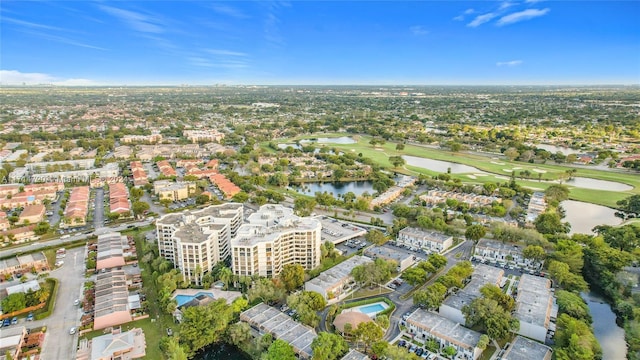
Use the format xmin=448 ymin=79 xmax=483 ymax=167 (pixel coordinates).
xmin=338 ymin=297 xmax=396 ymax=317
xmin=35 ymin=278 xmax=59 ymax=320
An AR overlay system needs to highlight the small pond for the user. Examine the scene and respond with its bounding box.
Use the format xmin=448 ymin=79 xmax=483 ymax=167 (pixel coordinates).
xmin=561 ymin=200 xmax=622 ymax=235
xmin=291 ymin=181 xmax=376 ymax=197
xmin=563 ymin=177 xmax=633 ymax=191
xmin=403 ymin=155 xmax=483 ymax=174
xmin=300 ymin=136 xmax=356 ymax=144
xmin=534 ymin=143 xmax=582 ymax=155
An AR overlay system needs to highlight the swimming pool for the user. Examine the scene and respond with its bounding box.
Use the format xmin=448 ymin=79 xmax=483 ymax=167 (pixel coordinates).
xmin=174 ymin=292 xmax=214 ymax=307
xmin=354 ymin=302 xmax=388 ymax=317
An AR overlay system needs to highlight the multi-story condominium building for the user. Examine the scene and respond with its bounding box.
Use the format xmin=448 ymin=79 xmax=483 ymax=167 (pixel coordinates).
xmin=153 ymin=180 xmax=196 ymax=201
xmin=231 ymin=205 xmax=321 ymax=278
xmin=474 ymin=238 xmax=542 ymax=270
xmin=515 ymin=274 xmax=557 ymax=342
xmin=439 ymin=264 xmax=504 ymax=324
xmin=397 ymin=227 xmax=453 ymax=254
xmin=305 ymin=255 xmax=372 ymax=301
xmin=406 ymin=309 xmax=484 ymax=360
xmin=156 ymin=203 xmax=243 ymax=284
xmin=183 ymin=129 xmax=225 ymax=143
xmin=121 ymin=134 xmax=163 ymax=144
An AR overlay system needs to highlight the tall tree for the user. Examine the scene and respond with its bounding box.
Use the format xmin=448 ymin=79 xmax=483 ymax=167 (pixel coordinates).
xmin=311 ymin=332 xmax=348 ymax=360
xmin=263 ymin=339 xmax=296 ymax=360
xmin=278 ymin=264 xmax=305 ymax=292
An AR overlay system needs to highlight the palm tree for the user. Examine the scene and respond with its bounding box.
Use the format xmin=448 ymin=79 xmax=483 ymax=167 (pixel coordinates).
xmin=219 ymin=266 xmax=233 ymax=290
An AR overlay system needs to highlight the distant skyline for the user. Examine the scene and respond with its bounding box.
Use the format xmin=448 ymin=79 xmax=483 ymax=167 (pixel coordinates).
xmin=1 ymin=1 xmax=639 ymax=85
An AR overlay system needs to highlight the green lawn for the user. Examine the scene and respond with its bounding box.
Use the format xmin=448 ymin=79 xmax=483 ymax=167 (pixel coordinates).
xmin=479 ymin=344 xmax=497 ymax=360
xmin=78 ymin=318 xmax=166 ymax=360
xmin=274 ymin=133 xmax=639 ymax=208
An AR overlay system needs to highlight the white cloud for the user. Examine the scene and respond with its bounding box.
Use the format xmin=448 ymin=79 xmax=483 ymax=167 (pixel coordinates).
xmin=210 ymin=4 xmax=249 ymax=19
xmin=410 ymin=26 xmax=429 ymax=36
xmin=454 ymin=8 xmax=475 ymax=21
xmin=2 ymin=17 xmax=64 ymax=31
xmin=206 ymin=49 xmax=248 ymax=57
xmin=496 ymin=60 xmax=523 ymax=67
xmin=499 ymin=2 xmax=515 ymax=10
xmin=525 ymin=0 xmax=545 ymax=3
xmin=497 ymin=8 xmax=550 ymax=26
xmin=467 ymin=12 xmax=498 ymax=27
xmin=99 ymin=5 xmax=164 ymax=33
xmin=0 ymin=70 xmax=97 ymax=85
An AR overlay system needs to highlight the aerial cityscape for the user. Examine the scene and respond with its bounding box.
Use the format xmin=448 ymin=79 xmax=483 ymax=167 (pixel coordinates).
xmin=1 ymin=2 xmax=639 ymax=360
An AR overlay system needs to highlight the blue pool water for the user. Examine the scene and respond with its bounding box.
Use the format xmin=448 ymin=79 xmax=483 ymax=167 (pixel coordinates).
xmin=358 ymin=303 xmax=386 ymax=315
xmin=175 ymin=292 xmax=214 ymax=307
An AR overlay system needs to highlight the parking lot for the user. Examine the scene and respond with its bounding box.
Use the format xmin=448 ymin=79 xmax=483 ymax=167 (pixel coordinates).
xmin=395 ymin=339 xmax=444 ymax=360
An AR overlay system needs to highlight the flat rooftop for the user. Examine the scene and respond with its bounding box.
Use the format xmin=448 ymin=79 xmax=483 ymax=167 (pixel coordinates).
xmin=502 ymin=335 xmax=552 ymax=360
xmin=305 ymin=255 xmax=372 ymax=291
xmin=399 ymin=227 xmax=452 ymax=243
xmin=364 ymin=245 xmax=413 ymax=262
xmin=476 ymin=238 xmax=522 ymax=255
xmin=317 ymin=216 xmax=367 ymax=244
xmin=241 ymin=303 xmax=316 ymax=358
xmin=515 ymin=274 xmax=554 ymax=327
xmin=232 ymin=206 xmax=320 ymax=247
xmin=407 ymin=309 xmax=481 ymax=350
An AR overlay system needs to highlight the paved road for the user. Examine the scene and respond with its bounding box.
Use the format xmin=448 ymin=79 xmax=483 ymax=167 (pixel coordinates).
xmin=93 ymin=188 xmax=105 ymax=229
xmin=18 ymin=246 xmax=87 ymax=360
xmin=384 ymin=240 xmax=474 ymax=342
xmin=0 ymin=219 xmax=155 ymax=258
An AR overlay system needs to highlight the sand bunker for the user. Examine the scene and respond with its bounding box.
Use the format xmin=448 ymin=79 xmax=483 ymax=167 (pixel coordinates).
xmin=495 ymin=175 xmax=510 ymax=180
xmin=491 ymin=161 xmax=506 ymax=165
xmin=532 ymin=169 xmax=547 ymax=173
xmin=467 ymin=175 xmax=477 ymax=179
xmin=512 ymin=167 xmax=522 ymax=170
xmin=474 ymin=173 xmax=488 ymax=177
xmin=503 ymin=169 xmax=514 ymax=172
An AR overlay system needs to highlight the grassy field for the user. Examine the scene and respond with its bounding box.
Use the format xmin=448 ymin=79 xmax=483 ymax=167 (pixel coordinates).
xmin=272 ymin=133 xmax=638 ymax=208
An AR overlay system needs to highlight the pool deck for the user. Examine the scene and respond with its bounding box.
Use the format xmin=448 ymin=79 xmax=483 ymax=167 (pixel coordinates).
xmin=171 ymin=288 xmax=242 ymax=305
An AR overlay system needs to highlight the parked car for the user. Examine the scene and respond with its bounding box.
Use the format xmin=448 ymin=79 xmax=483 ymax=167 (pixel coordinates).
xmin=69 ymin=327 xmax=77 ymax=335
xmin=3 ymin=319 xmax=11 ymax=327
xmin=11 ymin=317 xmax=18 ymax=325
xmin=26 ymin=313 xmax=34 ymax=321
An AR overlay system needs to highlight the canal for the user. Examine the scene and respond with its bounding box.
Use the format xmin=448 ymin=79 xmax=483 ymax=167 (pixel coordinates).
xmin=583 ymin=291 xmax=627 ymax=360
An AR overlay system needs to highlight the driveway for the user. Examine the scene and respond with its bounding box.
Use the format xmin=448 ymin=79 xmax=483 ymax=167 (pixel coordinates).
xmin=16 ymin=246 xmax=87 ymax=360
xmin=93 ymin=188 xmax=105 ymax=229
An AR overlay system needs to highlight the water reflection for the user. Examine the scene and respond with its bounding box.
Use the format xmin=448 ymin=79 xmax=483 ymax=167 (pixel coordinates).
xmin=563 ymin=177 xmax=633 ymax=191
xmin=583 ymin=291 xmax=627 ymax=360
xmin=561 ymin=200 xmax=622 ymax=235
xmin=403 ymin=155 xmax=483 ymax=174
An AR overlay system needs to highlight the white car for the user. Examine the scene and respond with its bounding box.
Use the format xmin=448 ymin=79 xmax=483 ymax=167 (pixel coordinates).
xmin=69 ymin=327 xmax=77 ymax=335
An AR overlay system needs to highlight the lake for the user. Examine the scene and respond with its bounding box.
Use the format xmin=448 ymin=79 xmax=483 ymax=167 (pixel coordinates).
xmin=194 ymin=343 xmax=249 ymax=360
xmin=561 ymin=200 xmax=622 ymax=235
xmin=563 ymin=177 xmax=633 ymax=191
xmin=534 ymin=143 xmax=582 ymax=155
xmin=291 ymin=180 xmax=376 ymax=197
xmin=300 ymin=136 xmax=356 ymax=144
xmin=583 ymin=291 xmax=628 ymax=360
xmin=403 ymin=155 xmax=483 ymax=174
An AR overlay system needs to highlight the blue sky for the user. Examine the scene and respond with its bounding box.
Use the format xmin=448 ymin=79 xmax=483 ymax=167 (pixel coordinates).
xmin=1 ymin=1 xmax=639 ymax=85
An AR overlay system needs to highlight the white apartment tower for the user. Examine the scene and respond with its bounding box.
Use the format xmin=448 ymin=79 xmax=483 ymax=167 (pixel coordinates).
xmin=232 ymin=204 xmax=321 ymax=278
xmin=156 ymin=203 xmax=243 ymax=284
